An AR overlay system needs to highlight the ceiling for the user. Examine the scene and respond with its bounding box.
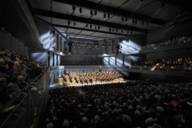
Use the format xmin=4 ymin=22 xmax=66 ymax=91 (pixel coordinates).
xmin=28 ymin=0 xmax=188 ymax=41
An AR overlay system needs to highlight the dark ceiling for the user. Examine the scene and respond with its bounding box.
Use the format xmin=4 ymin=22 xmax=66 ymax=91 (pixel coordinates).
xmin=28 ymin=0 xmax=189 ymax=41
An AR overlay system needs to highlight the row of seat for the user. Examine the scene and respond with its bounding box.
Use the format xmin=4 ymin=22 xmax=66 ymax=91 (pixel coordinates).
xmin=132 ymin=57 xmax=192 ymax=71
xmin=0 ymin=49 xmax=44 ymax=123
xmin=45 ymin=81 xmax=192 ymax=128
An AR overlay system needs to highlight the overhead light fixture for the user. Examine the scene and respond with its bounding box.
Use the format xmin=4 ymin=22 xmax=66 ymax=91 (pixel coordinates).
xmin=90 ymin=10 xmax=93 ymax=16
xmin=94 ymin=10 xmax=97 ymax=15
xmin=135 ymin=19 xmax=137 ymax=24
xmin=108 ymin=13 xmax=110 ymax=19
xmin=68 ymin=20 xmax=71 ymax=26
xmin=132 ymin=19 xmax=137 ymax=24
xmin=161 ymin=2 xmax=165 ymax=8
xmin=79 ymin=7 xmax=82 ymax=13
xmin=104 ymin=13 xmax=106 ymax=18
xmin=72 ymin=5 xmax=76 ymax=12
xmin=125 ymin=17 xmax=128 ymax=22
xmin=142 ymin=20 xmax=145 ymax=25
xmin=121 ymin=17 xmax=124 ymax=22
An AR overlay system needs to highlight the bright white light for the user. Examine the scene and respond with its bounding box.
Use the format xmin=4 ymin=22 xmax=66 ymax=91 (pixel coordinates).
xmin=120 ymin=40 xmax=141 ymax=54
xmin=40 ymin=31 xmax=56 ymax=51
xmin=102 ymin=54 xmax=131 ymax=68
xmin=59 ymin=52 xmax=64 ymax=55
xmin=119 ymin=40 xmax=141 ymax=62
xmin=31 ymin=52 xmax=48 ymax=64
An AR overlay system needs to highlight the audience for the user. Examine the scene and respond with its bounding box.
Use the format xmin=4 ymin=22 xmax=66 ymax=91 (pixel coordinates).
xmin=132 ymin=57 xmax=192 ymax=71
xmin=45 ymin=81 xmax=192 ymax=128
xmin=0 ymin=49 xmax=43 ymax=118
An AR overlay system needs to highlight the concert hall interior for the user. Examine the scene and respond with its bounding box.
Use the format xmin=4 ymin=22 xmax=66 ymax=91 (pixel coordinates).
xmin=1 ymin=0 xmax=192 ymax=128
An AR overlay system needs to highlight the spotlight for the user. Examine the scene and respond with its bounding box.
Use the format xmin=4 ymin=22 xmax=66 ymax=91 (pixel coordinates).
xmin=121 ymin=17 xmax=124 ymax=22
xmin=72 ymin=5 xmax=76 ymax=11
xmin=125 ymin=17 xmax=128 ymax=22
xmin=94 ymin=10 xmax=97 ymax=15
xmin=68 ymin=20 xmax=71 ymax=26
xmin=104 ymin=13 xmax=106 ymax=18
xmin=79 ymin=8 xmax=82 ymax=13
xmin=132 ymin=19 xmax=137 ymax=24
xmin=161 ymin=2 xmax=165 ymax=8
xmin=90 ymin=10 xmax=93 ymax=16
xmin=108 ymin=13 xmax=110 ymax=19
xmin=135 ymin=19 xmax=137 ymax=24
xmin=142 ymin=20 xmax=145 ymax=25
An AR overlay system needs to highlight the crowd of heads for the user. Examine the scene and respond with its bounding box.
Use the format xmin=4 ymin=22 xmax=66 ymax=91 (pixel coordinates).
xmin=45 ymin=81 xmax=192 ymax=128
xmin=132 ymin=57 xmax=192 ymax=71
xmin=0 ymin=49 xmax=43 ymax=116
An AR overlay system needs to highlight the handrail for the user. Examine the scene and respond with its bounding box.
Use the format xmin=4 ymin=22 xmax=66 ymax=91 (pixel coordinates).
xmin=0 ymin=71 xmax=45 ymax=128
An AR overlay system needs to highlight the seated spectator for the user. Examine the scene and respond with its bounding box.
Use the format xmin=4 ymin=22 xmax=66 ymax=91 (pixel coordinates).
xmin=45 ymin=81 xmax=192 ymax=128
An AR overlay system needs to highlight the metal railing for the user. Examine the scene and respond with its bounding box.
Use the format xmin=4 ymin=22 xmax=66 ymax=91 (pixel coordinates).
xmin=0 ymin=70 xmax=49 ymax=128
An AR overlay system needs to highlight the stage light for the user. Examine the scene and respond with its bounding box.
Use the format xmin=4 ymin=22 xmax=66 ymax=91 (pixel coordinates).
xmin=94 ymin=10 xmax=97 ymax=15
xmin=108 ymin=13 xmax=110 ymax=19
xmin=79 ymin=7 xmax=82 ymax=13
xmin=161 ymin=2 xmax=165 ymax=8
xmin=32 ymin=52 xmax=48 ymax=64
xmin=102 ymin=54 xmax=131 ymax=68
xmin=142 ymin=20 xmax=145 ymax=25
xmin=104 ymin=13 xmax=106 ymax=18
xmin=59 ymin=52 xmax=64 ymax=55
xmin=90 ymin=10 xmax=93 ymax=16
xmin=121 ymin=17 xmax=124 ymax=22
xmin=72 ymin=5 xmax=76 ymax=12
xmin=68 ymin=20 xmax=71 ymax=26
xmin=125 ymin=17 xmax=128 ymax=22
xmin=119 ymin=40 xmax=141 ymax=62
